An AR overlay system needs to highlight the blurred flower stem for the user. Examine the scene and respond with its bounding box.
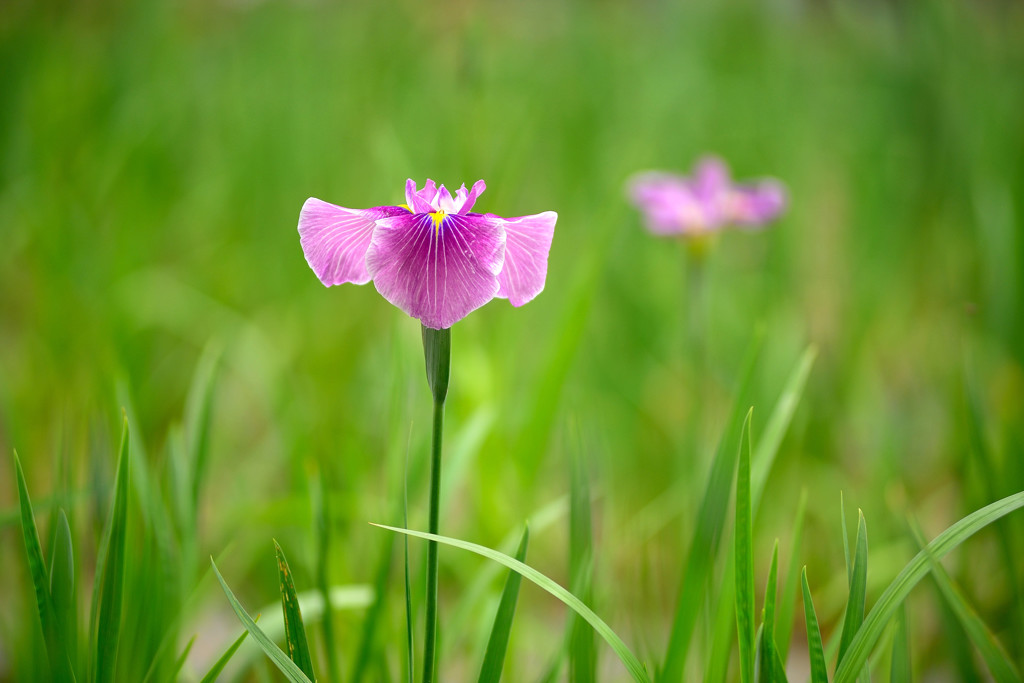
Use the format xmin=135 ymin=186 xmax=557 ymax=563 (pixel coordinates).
xmin=684 ymin=236 xmax=712 ymax=364
xmin=684 ymin=236 xmax=713 ymax=455
xmin=421 ymin=325 xmax=451 ymax=683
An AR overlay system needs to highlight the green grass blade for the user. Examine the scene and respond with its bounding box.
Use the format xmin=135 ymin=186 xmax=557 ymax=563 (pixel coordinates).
xmin=403 ymin=438 xmax=415 ymax=683
xmin=210 ymin=558 xmax=314 ymax=683
xmin=751 ymin=346 xmax=816 ymax=510
xmin=753 ymin=623 xmax=764 ymax=682
xmin=840 ymin=494 xmax=851 ymax=585
xmin=350 ymin=529 xmax=394 ymax=683
xmin=14 ymin=450 xmax=76 ymax=682
xmin=311 ymin=468 xmax=342 ymax=683
xmin=836 ymin=510 xmax=867 ymax=669
xmin=706 ymin=557 xmax=736 ymax=683
xmin=769 ymin=642 xmax=789 ymax=683
xmin=760 ymin=540 xmax=780 ymax=682
xmin=275 ymin=541 xmax=316 ymax=681
xmin=373 ymin=524 xmax=651 ymax=683
xmin=569 ymin=449 xmax=595 ymax=683
xmin=167 ymin=635 xmax=196 ymax=683
xmin=93 ymin=416 xmax=131 ymax=683
xmin=801 ymin=568 xmax=829 ymax=683
xmin=910 ymin=523 xmax=1022 ymax=683
xmin=185 ymin=341 xmax=221 ymax=503
xmin=478 ymin=525 xmax=530 ymax=683
xmin=199 ymin=625 xmax=252 ymax=683
xmin=964 ymin=366 xmax=1024 ymax=643
xmin=776 ymin=490 xmax=807 ymax=661
xmin=662 ymin=334 xmax=762 ymax=681
xmin=735 ymin=409 xmax=756 ymax=683
xmin=763 ymin=540 xmax=779 ymax=640
xmin=833 ymin=491 xmax=1024 ymax=683
xmin=50 ymin=508 xmax=77 ymax=670
xmin=888 ymin=606 xmax=910 ymax=683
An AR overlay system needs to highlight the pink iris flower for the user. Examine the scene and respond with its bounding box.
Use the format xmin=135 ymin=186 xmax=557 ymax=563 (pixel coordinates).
xmin=627 ymin=157 xmax=786 ymax=236
xmin=298 ymin=179 xmax=557 ymax=330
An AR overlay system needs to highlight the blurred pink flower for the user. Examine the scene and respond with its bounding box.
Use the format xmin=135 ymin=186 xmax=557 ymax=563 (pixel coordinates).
xmin=298 ymin=179 xmax=557 ymax=329
xmin=627 ymin=157 xmax=786 ymax=236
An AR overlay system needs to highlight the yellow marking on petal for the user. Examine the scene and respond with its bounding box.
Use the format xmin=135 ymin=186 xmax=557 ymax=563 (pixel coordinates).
xmin=430 ymin=210 xmax=445 ymax=236
xmin=399 ymin=203 xmax=412 ymax=212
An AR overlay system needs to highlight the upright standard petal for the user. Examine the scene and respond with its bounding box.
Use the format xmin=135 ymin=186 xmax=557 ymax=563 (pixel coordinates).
xmin=298 ymin=198 xmax=405 ymax=286
xmin=454 ymin=180 xmax=486 ymax=214
xmin=365 ymin=212 xmax=507 ymax=329
xmin=693 ymin=157 xmax=730 ymax=200
xmin=494 ymin=211 xmax=557 ymax=307
xmin=406 ymin=179 xmax=436 ymax=213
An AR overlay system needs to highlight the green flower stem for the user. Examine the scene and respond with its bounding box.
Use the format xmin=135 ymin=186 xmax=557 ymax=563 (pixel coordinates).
xmin=421 ymin=326 xmax=451 ymax=683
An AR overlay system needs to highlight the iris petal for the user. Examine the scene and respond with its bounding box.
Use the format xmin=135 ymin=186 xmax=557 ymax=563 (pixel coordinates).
xmin=728 ymin=181 xmax=787 ymax=227
xmin=366 ymin=212 xmax=506 ymax=329
xmin=457 ymin=180 xmax=486 ymax=214
xmin=298 ymin=198 xmax=404 ymax=286
xmin=494 ymin=212 xmax=557 ymax=307
xmin=406 ymin=179 xmax=436 ymax=213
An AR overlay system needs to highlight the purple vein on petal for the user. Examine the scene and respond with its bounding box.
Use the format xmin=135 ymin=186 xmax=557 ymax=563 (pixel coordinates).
xmin=366 ymin=212 xmax=505 ymax=329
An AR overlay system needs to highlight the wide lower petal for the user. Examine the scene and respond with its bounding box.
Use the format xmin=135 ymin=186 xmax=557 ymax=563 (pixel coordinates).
xmin=494 ymin=211 xmax=557 ymax=306
xmin=366 ymin=212 xmax=506 ymax=329
xmin=627 ymin=173 xmax=708 ymax=235
xmin=298 ymin=199 xmax=406 ymax=286
xmin=726 ymin=181 xmax=787 ymax=227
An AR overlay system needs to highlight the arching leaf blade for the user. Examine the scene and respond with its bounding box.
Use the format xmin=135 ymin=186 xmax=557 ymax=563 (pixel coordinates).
xmin=833 ymin=491 xmax=1024 ymax=683
xmin=372 ymin=524 xmax=651 ymax=683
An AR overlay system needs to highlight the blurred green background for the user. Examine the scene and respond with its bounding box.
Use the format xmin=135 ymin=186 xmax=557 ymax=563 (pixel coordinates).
xmin=2 ymin=0 xmax=1023 ymax=680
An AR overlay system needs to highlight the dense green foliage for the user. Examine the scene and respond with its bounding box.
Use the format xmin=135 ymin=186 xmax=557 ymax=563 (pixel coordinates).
xmin=2 ymin=0 xmax=1023 ymax=680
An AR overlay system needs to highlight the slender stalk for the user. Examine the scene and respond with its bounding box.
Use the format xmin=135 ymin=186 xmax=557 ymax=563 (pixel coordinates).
xmin=420 ymin=325 xmax=450 ymax=683
xmin=683 ymin=236 xmax=711 ymax=464
xmin=422 ymin=396 xmax=445 ymax=683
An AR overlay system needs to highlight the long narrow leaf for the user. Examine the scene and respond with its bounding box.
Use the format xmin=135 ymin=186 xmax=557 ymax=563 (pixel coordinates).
xmin=93 ymin=416 xmax=131 ymax=683
xmin=311 ymin=468 xmax=343 ymax=683
xmin=735 ymin=409 xmax=756 ymax=683
xmin=964 ymin=365 xmax=1024 ymax=642
xmin=373 ymin=524 xmax=651 ymax=683
xmin=836 ymin=511 xmax=867 ymax=669
xmin=801 ymin=568 xmax=829 ymax=683
xmin=751 ymin=346 xmax=816 ymax=510
xmin=662 ymin=334 xmax=762 ymax=681
xmin=50 ymin=508 xmax=77 ymax=671
xmin=706 ymin=557 xmax=737 ymax=683
xmin=185 ymin=341 xmax=221 ymax=503
xmin=403 ymin=436 xmax=415 ymax=683
xmin=14 ymin=451 xmax=75 ymax=682
xmin=911 ymin=523 xmax=1021 ymax=683
xmin=167 ymin=635 xmax=196 ymax=683
xmin=569 ymin=449 xmax=595 ymax=683
xmin=833 ymin=491 xmax=1024 ymax=683
xmin=350 ymin=527 xmax=394 ymax=683
xmin=776 ymin=490 xmax=807 ymax=661
xmin=889 ymin=606 xmax=910 ymax=683
xmin=210 ymin=558 xmax=314 ymax=683
xmin=199 ymin=625 xmax=252 ymax=683
xmin=760 ymin=540 xmax=780 ymax=683
xmin=478 ymin=525 xmax=530 ymax=683
xmin=275 ymin=541 xmax=316 ymax=681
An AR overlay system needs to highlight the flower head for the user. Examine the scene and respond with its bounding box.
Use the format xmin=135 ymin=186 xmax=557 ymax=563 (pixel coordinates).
xmin=298 ymin=179 xmax=556 ymax=329
xmin=627 ymin=157 xmax=786 ymax=236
